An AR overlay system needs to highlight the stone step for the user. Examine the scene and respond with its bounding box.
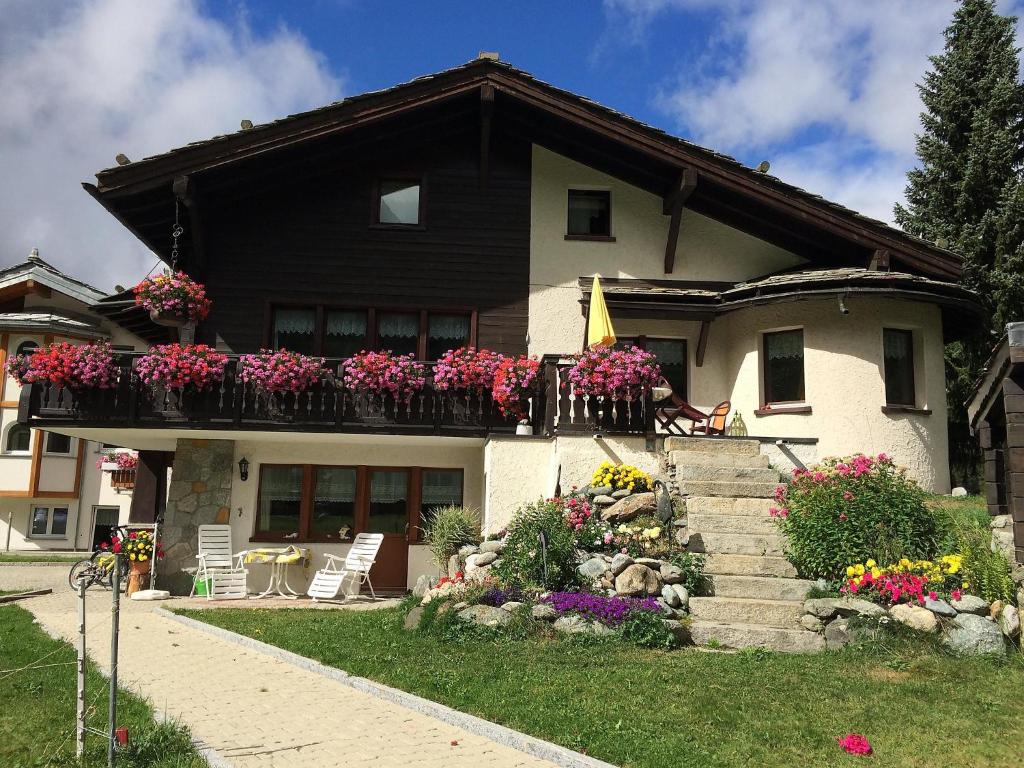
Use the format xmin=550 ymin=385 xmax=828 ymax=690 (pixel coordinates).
xmin=669 ymin=450 xmax=771 ymax=469
xmin=688 ymin=532 xmax=786 ymax=556
xmin=675 ymin=465 xmax=780 ymax=483
xmin=689 ymin=596 xmax=805 ymax=628
xmin=688 ymin=513 xmax=778 ymax=535
xmin=708 ymin=575 xmax=815 ymax=602
xmin=663 ymin=437 xmax=761 ymax=456
xmin=678 ymin=480 xmax=780 ymax=498
xmin=685 ymin=497 xmax=776 ymax=516
xmin=704 ymin=554 xmax=797 ymax=578
xmin=689 ymin=621 xmax=825 ymax=653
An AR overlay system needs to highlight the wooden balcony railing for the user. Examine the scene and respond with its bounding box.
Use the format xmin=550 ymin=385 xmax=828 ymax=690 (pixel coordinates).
xmin=19 ymin=354 xmax=655 ymax=438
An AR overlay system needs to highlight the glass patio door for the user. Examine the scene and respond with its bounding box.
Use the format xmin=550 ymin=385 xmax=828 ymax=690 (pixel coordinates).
xmin=363 ymin=469 xmax=411 ymax=592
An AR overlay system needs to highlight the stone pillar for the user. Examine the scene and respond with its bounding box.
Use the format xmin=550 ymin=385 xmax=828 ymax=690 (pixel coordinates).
xmin=160 ymin=439 xmax=235 ymax=594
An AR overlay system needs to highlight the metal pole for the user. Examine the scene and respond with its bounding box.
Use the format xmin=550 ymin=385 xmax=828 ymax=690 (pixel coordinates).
xmin=5 ymin=510 xmax=12 ymax=552
xmin=76 ymin=578 xmax=86 ymax=759
xmin=108 ymin=554 xmax=120 ymax=768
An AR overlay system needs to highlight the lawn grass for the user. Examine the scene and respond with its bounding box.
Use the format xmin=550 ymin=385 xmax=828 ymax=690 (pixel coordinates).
xmin=0 ymin=552 xmax=86 ymax=563
xmin=925 ymin=493 xmax=989 ymax=528
xmin=0 ymin=604 xmax=207 ymax=768
xmin=183 ymin=605 xmax=1024 ymax=768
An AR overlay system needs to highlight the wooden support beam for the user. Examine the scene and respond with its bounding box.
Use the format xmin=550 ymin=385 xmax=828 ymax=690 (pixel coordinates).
xmin=663 ymin=168 xmax=697 ymax=274
xmin=479 ymin=84 xmax=495 ymax=190
xmin=172 ymin=175 xmax=207 ymax=276
xmin=696 ymin=319 xmax=710 ymax=367
xmin=869 ymin=248 xmax=891 ymax=270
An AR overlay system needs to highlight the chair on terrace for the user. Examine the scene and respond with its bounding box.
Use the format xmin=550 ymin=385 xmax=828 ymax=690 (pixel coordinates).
xmin=653 ymin=377 xmax=710 ymax=435
xmin=307 ymin=533 xmax=384 ymax=602
xmin=192 ymin=524 xmax=248 ymax=600
xmin=691 ymin=400 xmax=731 ymax=436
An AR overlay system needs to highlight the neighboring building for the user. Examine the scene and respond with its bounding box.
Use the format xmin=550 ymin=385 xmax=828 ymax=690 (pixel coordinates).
xmin=0 ymin=250 xmax=146 ymax=551
xmin=966 ymin=322 xmax=1024 ymax=564
xmin=20 ymin=57 xmax=981 ymax=591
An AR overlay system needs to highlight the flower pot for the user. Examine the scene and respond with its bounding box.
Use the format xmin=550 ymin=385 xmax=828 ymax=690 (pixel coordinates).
xmin=148 ymin=308 xmax=188 ymax=328
xmin=126 ymin=558 xmax=152 ymax=597
xmin=652 ymin=386 xmax=672 ymax=402
xmin=516 ymin=422 xmax=533 ymax=436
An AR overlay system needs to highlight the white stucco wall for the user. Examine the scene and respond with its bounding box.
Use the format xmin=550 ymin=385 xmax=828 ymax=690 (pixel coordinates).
xmin=527 ymin=145 xmax=805 ymax=354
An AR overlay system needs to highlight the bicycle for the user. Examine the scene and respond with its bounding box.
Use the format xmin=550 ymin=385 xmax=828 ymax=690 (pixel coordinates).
xmin=68 ymin=526 xmax=131 ymax=591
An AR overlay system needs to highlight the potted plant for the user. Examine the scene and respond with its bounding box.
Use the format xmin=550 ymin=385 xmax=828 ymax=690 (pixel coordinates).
xmin=112 ymin=529 xmax=163 ymax=597
xmin=492 ymin=354 xmax=541 ymax=425
xmin=97 ymin=450 xmax=138 ymax=489
xmin=564 ymin=345 xmax=660 ymax=401
xmin=135 ymin=344 xmax=228 ymax=405
xmin=432 ymin=347 xmax=504 ymax=395
xmin=341 ymin=350 xmax=426 ymax=403
xmin=238 ymin=349 xmax=326 ymax=394
xmin=133 ymin=271 xmax=212 ymax=327
xmin=12 ymin=340 xmax=120 ymax=390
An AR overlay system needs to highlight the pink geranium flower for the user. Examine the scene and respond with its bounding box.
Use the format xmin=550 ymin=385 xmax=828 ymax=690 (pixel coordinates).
xmin=837 ymin=733 xmax=872 ymax=755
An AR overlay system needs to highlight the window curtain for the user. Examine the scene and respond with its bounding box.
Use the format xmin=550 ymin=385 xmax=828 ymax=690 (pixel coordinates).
xmin=258 ymin=466 xmax=302 ymax=529
xmin=884 ymin=330 xmax=911 ymax=359
xmin=378 ymin=313 xmax=418 ymax=338
xmin=315 ymin=467 xmax=356 ymax=502
xmin=422 ymin=470 xmax=463 ymax=506
xmin=428 ymin=314 xmax=469 ymax=341
xmin=274 ymin=309 xmax=315 ymax=335
xmin=767 ymin=331 xmax=803 ymax=360
xmin=325 ymin=311 xmax=366 ymax=338
xmin=370 ymin=471 xmax=409 ymax=503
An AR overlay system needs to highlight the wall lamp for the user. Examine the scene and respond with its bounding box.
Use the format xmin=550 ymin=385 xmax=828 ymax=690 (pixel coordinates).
xmin=238 ymin=456 xmax=250 ymax=482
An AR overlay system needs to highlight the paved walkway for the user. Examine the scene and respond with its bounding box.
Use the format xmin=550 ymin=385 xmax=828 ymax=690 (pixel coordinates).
xmin=0 ymin=565 xmax=563 ymax=768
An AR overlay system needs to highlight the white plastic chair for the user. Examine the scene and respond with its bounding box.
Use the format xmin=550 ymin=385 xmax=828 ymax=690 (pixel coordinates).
xmin=192 ymin=524 xmax=248 ymax=600
xmin=307 ymin=533 xmax=384 ymax=601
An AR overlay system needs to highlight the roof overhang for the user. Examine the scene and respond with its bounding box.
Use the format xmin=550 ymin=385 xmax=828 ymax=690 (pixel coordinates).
xmin=967 ymin=322 xmax=1024 ymax=428
xmin=0 ymin=312 xmax=107 ymax=340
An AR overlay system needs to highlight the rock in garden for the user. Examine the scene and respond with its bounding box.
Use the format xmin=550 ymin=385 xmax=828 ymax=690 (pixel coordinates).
xmin=531 ymin=603 xmax=557 ymax=621
xmin=587 ymin=485 xmax=612 ymax=497
xmin=889 ymin=603 xmax=938 ymax=633
xmin=655 ymin=598 xmax=676 ymax=616
xmin=611 ymin=488 xmax=632 ymax=499
xmin=592 ymin=495 xmax=616 ymax=506
xmin=824 ymin=618 xmax=878 ymax=650
xmin=950 ymin=594 xmax=989 ymax=615
xmin=661 ymin=584 xmax=681 ymax=608
xmin=553 ymin=615 xmax=594 ymax=634
xmin=479 ymin=539 xmax=505 ymax=554
xmin=951 ymin=486 xmax=968 ymax=497
xmin=805 ymin=597 xmax=886 ymax=620
xmin=662 ymin=619 xmax=689 ymax=643
xmin=998 ymin=605 xmax=1020 ymax=639
xmin=670 ymin=584 xmax=689 ymax=609
xmin=458 ymin=544 xmax=480 ymax=558
xmin=501 ymin=601 xmax=525 ymax=612
xmin=403 ymin=606 xmax=424 ymax=631
xmin=989 ymin=600 xmax=1004 ymax=619
xmin=800 ymin=614 xmax=824 ymax=632
xmin=601 ymin=492 xmax=656 ymax=523
xmin=610 ymin=553 xmax=634 ymax=576
xmin=660 ymin=563 xmax=683 ymax=584
xmin=452 ymin=601 xmax=469 ymax=611
xmin=635 ymin=557 xmax=663 ymax=569
xmin=412 ymin=574 xmax=435 ymax=598
xmin=578 ymin=557 xmax=608 ymax=581
xmin=924 ymin=598 xmax=956 ymax=617
xmin=466 ymin=551 xmax=497 ymax=568
xmin=943 ymin=613 xmax=1005 ymax=655
xmin=447 ymin=554 xmax=461 ymax=579
xmin=615 ymin=564 xmax=660 ymax=596
xmin=458 ymin=604 xmax=511 ymax=628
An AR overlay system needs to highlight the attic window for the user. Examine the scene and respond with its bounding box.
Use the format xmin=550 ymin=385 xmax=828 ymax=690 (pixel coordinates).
xmin=377 ymin=179 xmax=421 ymax=226
xmin=567 ymin=189 xmax=612 ymax=239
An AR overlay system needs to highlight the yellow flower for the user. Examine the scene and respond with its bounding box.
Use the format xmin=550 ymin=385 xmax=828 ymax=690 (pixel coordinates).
xmin=865 ymin=559 xmax=876 ymax=568
xmin=846 ymin=566 xmax=856 ymax=578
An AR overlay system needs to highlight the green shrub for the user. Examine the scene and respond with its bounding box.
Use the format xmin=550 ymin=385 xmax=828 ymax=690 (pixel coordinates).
xmin=948 ymin=516 xmax=1016 ymax=603
xmin=492 ymin=499 xmax=580 ymax=590
xmin=667 ymin=551 xmax=707 ymax=595
xmin=775 ymin=454 xmax=943 ymax=580
xmin=421 ymin=505 xmax=479 ymax=570
xmin=618 ymin=609 xmax=676 ymax=649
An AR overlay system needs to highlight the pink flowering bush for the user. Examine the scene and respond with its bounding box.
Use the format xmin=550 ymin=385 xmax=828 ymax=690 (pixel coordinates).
xmin=564 ymin=346 xmax=660 ymax=401
xmin=432 ymin=347 xmax=504 ymax=395
xmin=492 ymin=355 xmax=540 ymax=419
xmin=14 ymin=341 xmax=119 ymax=389
xmin=239 ymin=349 xmax=325 ymax=394
xmin=773 ymin=453 xmax=942 ymax=580
xmin=133 ymin=271 xmax=212 ymax=322
xmin=136 ymin=344 xmax=228 ymax=391
xmin=837 ymin=734 xmax=872 ymax=756
xmin=342 ymin=350 xmax=426 ymax=402
xmin=97 ymin=450 xmax=138 ymax=470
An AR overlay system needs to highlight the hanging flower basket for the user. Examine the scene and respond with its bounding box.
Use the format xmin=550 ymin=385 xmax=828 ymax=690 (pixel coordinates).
xmin=564 ymin=345 xmax=661 ymax=401
xmin=433 ymin=347 xmax=504 ymax=395
xmin=11 ymin=340 xmax=119 ymax=390
xmin=238 ymin=349 xmax=326 ymax=394
xmin=492 ymin=355 xmax=541 ymax=420
xmin=136 ymin=343 xmax=228 ymax=392
xmin=133 ymin=271 xmax=212 ymax=326
xmin=341 ymin=350 xmax=426 ymax=402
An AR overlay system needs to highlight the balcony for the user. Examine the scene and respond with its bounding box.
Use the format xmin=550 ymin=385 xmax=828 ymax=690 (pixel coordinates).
xmin=19 ymin=354 xmax=655 ymax=439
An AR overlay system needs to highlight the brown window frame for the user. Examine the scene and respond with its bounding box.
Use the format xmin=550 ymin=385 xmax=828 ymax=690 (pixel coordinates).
xmin=253 ymin=463 xmax=464 ymax=544
xmin=372 ymin=176 xmax=427 ymax=229
xmin=264 ymin=304 xmax=477 ymax=361
xmin=566 ymin=189 xmax=613 ymax=240
xmin=882 ymin=328 xmax=916 ymax=408
xmin=618 ymin=335 xmax=688 ymax=402
xmin=762 ymin=329 xmax=805 ymax=406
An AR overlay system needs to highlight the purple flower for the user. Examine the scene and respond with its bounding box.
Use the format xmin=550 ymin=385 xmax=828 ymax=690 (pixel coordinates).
xmin=543 ymin=591 xmax=660 ymax=627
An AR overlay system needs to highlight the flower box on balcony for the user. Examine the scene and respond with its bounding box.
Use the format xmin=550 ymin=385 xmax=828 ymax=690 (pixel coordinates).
xmin=110 ymin=469 xmax=136 ymax=490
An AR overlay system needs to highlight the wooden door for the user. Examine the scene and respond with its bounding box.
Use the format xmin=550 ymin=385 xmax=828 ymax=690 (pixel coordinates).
xmin=362 ymin=468 xmax=410 ymax=592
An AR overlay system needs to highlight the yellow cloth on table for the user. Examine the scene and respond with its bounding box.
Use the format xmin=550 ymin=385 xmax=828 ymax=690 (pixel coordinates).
xmin=242 ymin=546 xmax=310 ymax=566
xmin=586 ymin=274 xmax=617 ymax=349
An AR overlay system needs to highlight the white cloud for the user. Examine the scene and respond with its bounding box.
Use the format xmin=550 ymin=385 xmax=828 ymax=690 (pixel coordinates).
xmin=0 ymin=0 xmax=342 ymax=290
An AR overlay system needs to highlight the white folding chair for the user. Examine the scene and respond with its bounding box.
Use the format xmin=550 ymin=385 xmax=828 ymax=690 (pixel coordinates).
xmin=192 ymin=524 xmax=248 ymax=600
xmin=307 ymin=533 xmax=384 ymax=601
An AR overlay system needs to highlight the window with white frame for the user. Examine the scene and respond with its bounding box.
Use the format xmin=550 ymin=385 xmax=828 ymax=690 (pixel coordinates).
xmin=30 ymin=506 xmax=68 ymax=537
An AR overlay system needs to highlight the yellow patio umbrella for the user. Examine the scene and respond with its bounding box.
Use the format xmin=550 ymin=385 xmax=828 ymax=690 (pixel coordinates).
xmin=586 ymin=274 xmax=617 ymax=349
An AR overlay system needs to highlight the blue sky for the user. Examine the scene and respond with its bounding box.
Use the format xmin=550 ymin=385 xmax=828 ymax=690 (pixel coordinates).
xmin=2 ymin=1 xmax=1021 ymax=287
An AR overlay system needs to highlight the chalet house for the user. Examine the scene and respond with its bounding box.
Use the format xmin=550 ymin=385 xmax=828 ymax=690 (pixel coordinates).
xmin=20 ymin=57 xmax=980 ymax=593
xmin=0 ymin=250 xmax=145 ymax=552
